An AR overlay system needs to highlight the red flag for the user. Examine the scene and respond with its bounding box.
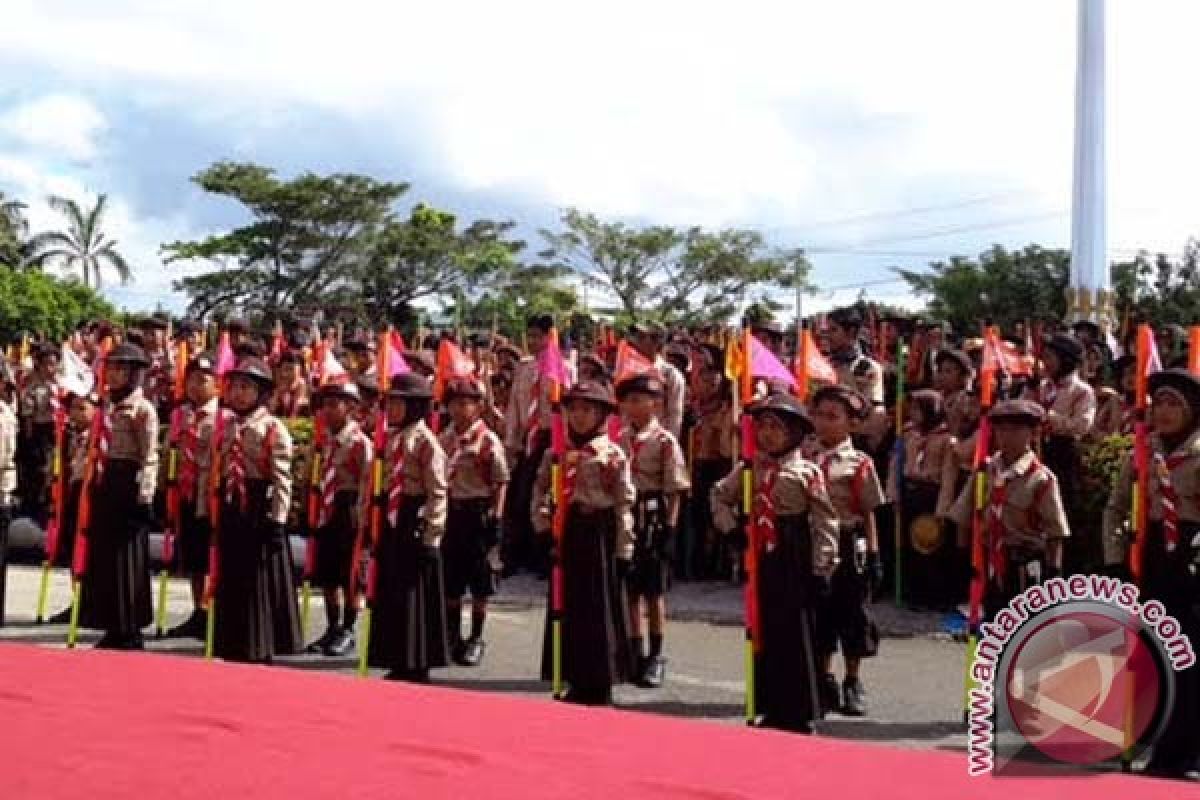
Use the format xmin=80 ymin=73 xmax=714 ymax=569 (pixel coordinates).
xmin=434 ymin=338 xmax=475 ymax=401
xmin=614 ymin=340 xmax=660 ymax=385
xmin=1136 ymin=324 xmax=1161 ymax=409
xmin=1188 ymin=326 xmax=1200 ymax=378
xmin=982 ymin=330 xmax=1029 ymax=378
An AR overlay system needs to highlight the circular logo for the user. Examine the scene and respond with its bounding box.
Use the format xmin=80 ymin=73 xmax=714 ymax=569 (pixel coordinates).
xmin=908 ymin=514 xmax=943 ymax=555
xmin=1002 ymin=605 xmax=1172 ymax=766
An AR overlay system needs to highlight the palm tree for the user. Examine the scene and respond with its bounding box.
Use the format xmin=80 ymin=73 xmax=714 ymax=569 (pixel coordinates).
xmin=0 ymin=192 xmax=28 ymax=266
xmin=26 ymin=193 xmax=132 ymax=288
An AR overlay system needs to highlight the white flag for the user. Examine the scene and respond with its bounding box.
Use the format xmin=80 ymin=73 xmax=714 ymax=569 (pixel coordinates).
xmin=58 ymin=342 xmax=94 ymax=398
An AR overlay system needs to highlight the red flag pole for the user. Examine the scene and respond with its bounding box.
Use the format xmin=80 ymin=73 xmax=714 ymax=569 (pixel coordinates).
xmin=34 ymin=383 xmax=68 ymax=623
xmin=549 ymin=327 xmax=567 ymax=698
xmin=155 ymin=339 xmax=189 ymax=637
xmin=354 ymin=328 xmax=391 ymax=676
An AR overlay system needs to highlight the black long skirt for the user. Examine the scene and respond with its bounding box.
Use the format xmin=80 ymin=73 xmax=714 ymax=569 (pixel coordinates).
xmin=0 ymin=510 xmax=9 ymax=627
xmin=367 ymin=498 xmax=449 ymax=673
xmin=51 ymin=480 xmax=82 ymax=569
xmin=901 ymin=479 xmax=955 ymax=609
xmin=266 ymin=523 xmax=302 ymax=656
xmin=540 ymin=508 xmax=633 ymax=693
xmin=213 ymin=481 xmax=274 ymax=663
xmin=1042 ymin=435 xmax=1091 ymax=573
xmin=756 ymin=514 xmax=822 ymax=732
xmin=79 ymin=461 xmax=152 ymax=635
xmin=691 ymin=457 xmax=733 ymax=581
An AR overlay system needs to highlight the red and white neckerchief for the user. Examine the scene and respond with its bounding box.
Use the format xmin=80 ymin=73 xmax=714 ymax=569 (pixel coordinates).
xmin=226 ymin=421 xmax=247 ymax=510
xmin=914 ymin=423 xmax=948 ymax=473
xmin=179 ymin=408 xmax=208 ymax=503
xmin=987 ymin=455 xmax=1037 ymax=583
xmin=752 ymin=459 xmax=780 ymax=552
xmin=447 ymin=419 xmax=489 ymax=486
xmin=92 ymin=406 xmax=112 ymax=481
xmin=1040 ymin=379 xmax=1060 ymax=410
xmin=1154 ymin=452 xmax=1188 ymax=552
xmin=627 ymin=423 xmax=659 ymax=483
xmin=386 ymin=431 xmax=407 ymax=527
xmin=317 ymin=431 xmax=344 ymax=528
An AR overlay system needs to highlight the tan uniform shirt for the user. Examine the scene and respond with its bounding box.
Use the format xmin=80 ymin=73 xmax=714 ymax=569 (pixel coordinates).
xmin=322 ymin=420 xmax=373 ymax=495
xmin=68 ymin=424 xmax=89 ymax=484
xmin=386 ymin=420 xmax=448 ymax=545
xmin=106 ymin=387 xmax=160 ymax=505
xmin=889 ymin=424 xmax=954 ymax=501
xmin=440 ymin=418 xmax=509 ymax=501
xmin=618 ymin=419 xmax=690 ymax=494
xmin=939 ymin=430 xmax=979 ymax=523
xmin=810 ymin=438 xmax=885 ymax=529
xmin=0 ymin=397 xmax=17 ymax=503
xmin=177 ymin=398 xmax=219 ymax=518
xmin=710 ymin=448 xmax=841 ymax=576
xmin=948 ymin=450 xmax=1070 ymax=554
xmin=504 ymin=356 xmax=576 ymax=455
xmin=1102 ymin=428 xmax=1200 ymax=565
xmin=1026 ymin=373 xmax=1097 ymax=440
xmin=1090 ymin=388 xmax=1124 ymax=439
xmin=270 ymin=381 xmax=311 ymax=420
xmin=532 ymin=433 xmax=637 ymax=560
xmin=219 ymin=406 xmax=294 ymax=525
xmin=654 ymin=356 xmax=687 ymax=440
xmin=691 ymin=400 xmax=734 ymax=462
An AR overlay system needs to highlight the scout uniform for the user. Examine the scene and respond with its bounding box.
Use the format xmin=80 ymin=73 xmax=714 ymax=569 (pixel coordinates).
xmin=367 ymin=373 xmax=450 ymax=681
xmin=1101 ymin=369 xmax=1200 ymax=780
xmin=41 ymin=393 xmax=95 ymax=624
xmin=79 ymin=344 xmax=160 ymax=650
xmin=504 ymin=352 xmax=554 ymax=574
xmin=17 ymin=347 xmax=58 ymax=522
xmin=438 ymin=379 xmax=509 ymax=666
xmin=711 ymin=394 xmax=840 ymax=733
xmin=308 ymin=382 xmax=373 ymax=656
xmin=1024 ymin=334 xmax=1096 ymax=572
xmin=808 ymin=386 xmax=886 ymax=716
xmin=830 ymin=332 xmax=887 ymax=454
xmin=0 ymin=363 xmax=17 ymax=626
xmin=689 ymin=383 xmax=735 ymax=581
xmin=532 ymin=380 xmax=637 ymax=705
xmin=270 ymin=365 xmax=311 ymax=420
xmin=948 ymin=400 xmax=1069 ymax=616
xmin=213 ymin=358 xmax=299 ymax=663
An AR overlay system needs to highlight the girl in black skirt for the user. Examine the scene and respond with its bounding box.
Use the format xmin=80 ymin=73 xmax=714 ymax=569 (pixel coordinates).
xmin=367 ymin=372 xmax=449 ymax=682
xmin=532 ymin=380 xmax=637 ymax=706
xmin=212 ymin=357 xmax=297 ymax=663
xmin=711 ymin=393 xmax=840 ymax=733
xmin=80 ymin=343 xmax=159 ymax=650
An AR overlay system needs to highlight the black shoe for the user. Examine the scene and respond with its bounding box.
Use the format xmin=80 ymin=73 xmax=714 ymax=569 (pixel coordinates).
xmin=322 ymin=627 xmax=355 ymax=657
xmin=384 ymin=668 xmax=430 ymax=683
xmin=842 ymin=676 xmax=867 ymax=716
xmin=121 ymin=632 xmax=145 ymax=651
xmin=820 ymin=673 xmax=841 ymax=715
xmin=306 ymin=627 xmax=338 ymax=654
xmin=166 ymin=611 xmax=206 ymax=640
xmin=642 ymin=655 xmax=666 ymax=688
xmin=95 ymin=631 xmax=120 ymax=650
xmin=47 ymin=608 xmax=74 ymax=625
xmin=459 ymin=637 xmax=485 ymax=667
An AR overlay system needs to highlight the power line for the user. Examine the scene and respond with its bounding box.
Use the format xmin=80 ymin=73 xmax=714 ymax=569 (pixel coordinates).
xmin=765 ymin=191 xmax=1027 ymax=235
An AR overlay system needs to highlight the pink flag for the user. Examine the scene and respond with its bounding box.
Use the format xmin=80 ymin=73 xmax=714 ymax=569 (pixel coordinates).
xmin=537 ymin=328 xmax=572 ymax=389
xmin=748 ymin=335 xmax=794 ymax=389
xmin=319 ymin=346 xmax=348 ymax=386
xmin=215 ymin=333 xmax=236 ymax=378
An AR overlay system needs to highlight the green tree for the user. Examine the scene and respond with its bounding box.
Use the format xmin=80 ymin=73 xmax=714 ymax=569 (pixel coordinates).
xmin=539 ymin=208 xmax=804 ymax=324
xmin=1112 ymin=240 xmax=1200 ymax=326
xmin=164 ymin=162 xmax=408 ymax=318
xmin=896 ymin=244 xmax=1070 ymax=332
xmin=453 ymin=262 xmax=579 ymax=341
xmin=26 ymin=194 xmax=133 ymax=288
xmin=0 ymin=192 xmax=28 ymax=267
xmin=0 ymin=266 xmax=115 ymax=343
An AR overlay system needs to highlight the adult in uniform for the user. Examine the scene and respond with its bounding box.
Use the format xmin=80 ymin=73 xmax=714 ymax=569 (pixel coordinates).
xmin=17 ymin=342 xmax=59 ymax=522
xmin=711 ymin=393 xmax=839 ymax=733
xmin=1102 ymin=369 xmax=1200 ymax=781
xmin=947 ymin=400 xmax=1068 ymax=617
xmin=1024 ymin=333 xmax=1096 ymax=573
xmin=0 ymin=359 xmax=17 ymax=626
xmin=629 ymin=321 xmax=686 ymax=440
xmin=212 ymin=357 xmax=298 ymax=663
xmin=809 ymin=385 xmax=885 ymax=717
xmin=79 ymin=343 xmax=159 ymax=650
xmin=827 ymin=308 xmax=887 ymax=453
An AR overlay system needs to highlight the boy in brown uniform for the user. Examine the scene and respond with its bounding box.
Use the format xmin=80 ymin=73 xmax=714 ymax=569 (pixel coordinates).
xmin=307 ymin=380 xmax=373 ymax=657
xmin=947 ymin=400 xmax=1069 ymax=616
xmin=808 ymin=385 xmax=885 ymax=717
xmin=616 ymin=374 xmax=690 ymax=687
xmin=439 ymin=378 xmax=509 ymax=667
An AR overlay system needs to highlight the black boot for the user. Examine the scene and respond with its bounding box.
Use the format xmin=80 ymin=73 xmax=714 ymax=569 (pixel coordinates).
xmin=819 ymin=673 xmax=841 ymax=716
xmin=47 ymin=607 xmax=74 ymax=625
xmin=842 ymin=676 xmax=867 ymax=717
xmin=166 ymin=610 xmax=206 ymax=640
xmin=306 ymin=626 xmax=339 ymax=654
xmin=642 ymin=655 xmax=666 ymax=688
xmin=459 ymin=637 xmax=486 ymax=667
xmin=323 ymin=626 xmax=355 ymax=657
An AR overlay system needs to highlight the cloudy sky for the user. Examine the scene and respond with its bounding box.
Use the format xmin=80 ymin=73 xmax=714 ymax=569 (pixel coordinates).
xmin=1 ymin=0 xmax=1197 ymax=315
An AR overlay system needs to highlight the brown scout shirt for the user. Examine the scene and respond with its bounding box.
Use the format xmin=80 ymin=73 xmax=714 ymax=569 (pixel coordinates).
xmin=0 ymin=397 xmax=16 ymax=503
xmin=834 ymin=350 xmax=887 ymax=448
xmin=1090 ymin=388 xmax=1124 ymax=439
xmin=19 ymin=375 xmax=57 ymax=426
xmin=505 ymin=357 xmax=559 ymax=455
xmin=105 ymin=387 xmax=160 ymax=505
xmin=654 ymin=356 xmax=687 ymax=441
xmin=1025 ymin=373 xmax=1097 ymax=440
xmin=68 ymin=423 xmax=89 ymax=484
xmin=710 ymin=448 xmax=841 ymax=576
xmin=619 ymin=419 xmax=690 ymax=495
xmin=386 ymin=420 xmax=448 ymax=546
xmin=178 ymin=398 xmax=219 ymax=518
xmin=439 ymin=418 xmax=509 ymax=501
xmin=218 ymin=406 xmax=294 ymax=525
xmin=691 ymin=399 xmax=734 ymax=462
xmin=1102 ymin=428 xmax=1200 ymax=565
xmin=810 ymin=438 xmax=885 ymax=529
xmin=947 ymin=450 xmax=1070 ymax=555
xmin=888 ymin=424 xmax=955 ymax=501
xmin=531 ymin=433 xmax=637 ymax=560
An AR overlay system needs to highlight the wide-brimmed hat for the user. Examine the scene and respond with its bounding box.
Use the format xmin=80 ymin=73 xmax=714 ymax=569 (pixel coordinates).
xmin=989 ymin=399 xmax=1045 ymax=427
xmin=387 ymin=372 xmax=433 ymax=400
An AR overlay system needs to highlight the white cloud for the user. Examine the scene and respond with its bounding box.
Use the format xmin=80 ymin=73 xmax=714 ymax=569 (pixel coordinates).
xmin=0 ymin=94 xmax=107 ymax=161
xmin=0 ymin=0 xmax=1197 ymax=308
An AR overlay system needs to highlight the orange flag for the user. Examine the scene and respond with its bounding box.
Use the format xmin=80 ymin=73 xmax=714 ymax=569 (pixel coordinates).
xmin=433 ymin=338 xmax=475 ymax=401
xmin=614 ymin=340 xmax=660 ymax=386
xmin=792 ymin=328 xmax=836 ymax=400
xmin=1189 ymin=326 xmax=1200 ymax=377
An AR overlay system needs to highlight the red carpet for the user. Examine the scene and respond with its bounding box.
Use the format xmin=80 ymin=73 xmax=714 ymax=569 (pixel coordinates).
xmin=0 ymin=643 xmax=1188 ymax=799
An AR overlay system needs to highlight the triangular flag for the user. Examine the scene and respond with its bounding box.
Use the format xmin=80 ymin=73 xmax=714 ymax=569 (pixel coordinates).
xmin=982 ymin=330 xmax=1030 ymax=377
xmin=537 ymin=327 xmax=571 ymax=389
xmin=386 ymin=331 xmax=410 ymax=379
xmin=614 ymin=340 xmax=660 ymax=386
xmin=58 ymin=342 xmax=94 ymax=398
xmin=214 ymin=332 xmax=236 ymax=378
xmin=747 ymin=334 xmax=795 ymax=389
xmin=434 ymin=338 xmax=475 ymax=401
xmin=792 ymin=328 xmax=836 ymax=400
xmin=319 ymin=345 xmax=348 ymax=386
